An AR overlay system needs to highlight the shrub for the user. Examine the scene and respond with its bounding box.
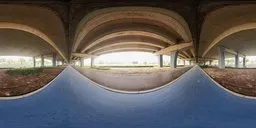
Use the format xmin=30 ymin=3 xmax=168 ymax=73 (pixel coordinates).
xmin=6 ymin=67 xmax=43 ymax=76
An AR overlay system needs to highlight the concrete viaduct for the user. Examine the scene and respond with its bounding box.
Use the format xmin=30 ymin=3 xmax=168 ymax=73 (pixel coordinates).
xmin=0 ymin=0 xmax=256 ymax=69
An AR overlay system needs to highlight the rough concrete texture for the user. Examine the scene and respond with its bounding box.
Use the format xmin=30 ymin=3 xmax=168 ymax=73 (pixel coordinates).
xmin=200 ymin=4 xmax=256 ymax=58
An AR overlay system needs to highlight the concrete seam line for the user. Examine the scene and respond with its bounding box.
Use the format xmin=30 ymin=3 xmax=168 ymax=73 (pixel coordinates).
xmin=72 ymin=66 xmax=195 ymax=94
xmin=0 ymin=66 xmax=69 ymax=100
xmin=198 ymin=65 xmax=256 ymax=100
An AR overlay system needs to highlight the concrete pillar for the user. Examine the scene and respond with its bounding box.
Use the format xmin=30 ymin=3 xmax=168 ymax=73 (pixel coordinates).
xmin=170 ymin=51 xmax=178 ymax=68
xmin=209 ymin=60 xmax=212 ymax=66
xmin=91 ymin=57 xmax=95 ymax=67
xmin=218 ymin=46 xmax=225 ymax=69
xmin=52 ymin=53 xmax=57 ymax=67
xmin=235 ymin=54 xmax=239 ymax=68
xmin=183 ymin=60 xmax=186 ymax=66
xmin=41 ymin=55 xmax=44 ymax=67
xmin=80 ymin=58 xmax=84 ymax=67
xmin=243 ymin=57 xmax=246 ymax=68
xmin=158 ymin=55 xmax=163 ymax=67
xmin=33 ymin=56 xmax=36 ymax=67
xmin=189 ymin=60 xmax=192 ymax=65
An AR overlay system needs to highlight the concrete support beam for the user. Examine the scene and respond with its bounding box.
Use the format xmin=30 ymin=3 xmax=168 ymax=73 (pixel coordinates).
xmin=80 ymin=58 xmax=84 ymax=67
xmin=190 ymin=48 xmax=195 ymax=57
xmin=72 ymin=53 xmax=96 ymax=59
xmin=52 ymin=53 xmax=57 ymax=67
xmin=183 ymin=60 xmax=186 ymax=66
xmin=189 ymin=60 xmax=192 ymax=65
xmin=155 ymin=42 xmax=192 ymax=55
xmin=181 ymin=51 xmax=191 ymax=58
xmin=170 ymin=51 xmax=178 ymax=68
xmin=41 ymin=55 xmax=44 ymax=67
xmin=33 ymin=56 xmax=36 ymax=67
xmin=178 ymin=53 xmax=186 ymax=59
xmin=220 ymin=46 xmax=245 ymax=57
xmin=235 ymin=54 xmax=239 ymax=68
xmin=91 ymin=57 xmax=95 ymax=67
xmin=225 ymin=48 xmax=238 ymax=56
xmin=158 ymin=55 xmax=163 ymax=67
xmin=218 ymin=46 xmax=225 ymax=69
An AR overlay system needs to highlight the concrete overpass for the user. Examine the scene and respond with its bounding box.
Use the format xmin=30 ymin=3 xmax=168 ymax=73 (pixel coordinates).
xmin=0 ymin=0 xmax=255 ymax=68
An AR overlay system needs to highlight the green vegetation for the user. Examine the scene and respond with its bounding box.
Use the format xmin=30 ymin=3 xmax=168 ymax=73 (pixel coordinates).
xmin=6 ymin=67 xmax=43 ymax=76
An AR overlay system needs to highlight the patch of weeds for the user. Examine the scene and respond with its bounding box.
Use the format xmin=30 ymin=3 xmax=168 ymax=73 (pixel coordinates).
xmin=200 ymin=65 xmax=209 ymax=68
xmin=6 ymin=68 xmax=43 ymax=76
xmin=90 ymin=66 xmax=110 ymax=70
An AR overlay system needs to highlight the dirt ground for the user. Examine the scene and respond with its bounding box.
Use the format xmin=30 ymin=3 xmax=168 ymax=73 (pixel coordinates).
xmin=204 ymin=67 xmax=256 ymax=96
xmin=0 ymin=67 xmax=64 ymax=97
xmin=76 ymin=67 xmax=191 ymax=91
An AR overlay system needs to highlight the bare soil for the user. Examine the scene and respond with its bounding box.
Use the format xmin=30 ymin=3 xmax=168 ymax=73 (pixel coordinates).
xmin=76 ymin=67 xmax=191 ymax=91
xmin=204 ymin=67 xmax=256 ymax=96
xmin=0 ymin=67 xmax=64 ymax=97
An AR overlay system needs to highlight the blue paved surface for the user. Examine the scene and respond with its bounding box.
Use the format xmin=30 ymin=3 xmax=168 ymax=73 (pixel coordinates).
xmin=1 ymin=66 xmax=256 ymax=128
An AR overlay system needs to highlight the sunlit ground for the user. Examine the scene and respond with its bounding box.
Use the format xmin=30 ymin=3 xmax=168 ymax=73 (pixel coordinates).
xmin=0 ymin=56 xmax=61 ymax=68
xmin=79 ymin=52 xmax=190 ymax=67
xmin=2 ymin=53 xmax=256 ymax=68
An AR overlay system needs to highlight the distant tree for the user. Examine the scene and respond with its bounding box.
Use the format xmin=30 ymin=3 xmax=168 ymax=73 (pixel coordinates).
xmin=132 ymin=61 xmax=138 ymax=65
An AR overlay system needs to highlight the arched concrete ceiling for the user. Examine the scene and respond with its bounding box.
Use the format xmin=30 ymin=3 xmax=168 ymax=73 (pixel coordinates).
xmin=87 ymin=41 xmax=165 ymax=54
xmin=93 ymin=45 xmax=160 ymax=56
xmin=94 ymin=49 xmax=157 ymax=56
xmin=96 ymin=50 xmax=159 ymax=56
xmin=73 ymin=6 xmax=192 ymax=56
xmin=77 ymin=22 xmax=178 ymax=52
xmin=81 ymin=30 xmax=174 ymax=53
xmin=0 ymin=4 xmax=67 ymax=61
xmin=200 ymin=4 xmax=256 ymax=58
xmin=0 ymin=29 xmax=55 ymax=56
xmin=86 ymin=35 xmax=170 ymax=53
xmin=206 ymin=29 xmax=256 ymax=59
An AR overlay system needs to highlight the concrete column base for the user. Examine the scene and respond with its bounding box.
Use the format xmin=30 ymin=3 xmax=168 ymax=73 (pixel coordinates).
xmin=243 ymin=57 xmax=246 ymax=68
xmin=218 ymin=46 xmax=225 ymax=69
xmin=33 ymin=56 xmax=36 ymax=67
xmin=80 ymin=58 xmax=84 ymax=67
xmin=170 ymin=51 xmax=178 ymax=68
xmin=235 ymin=54 xmax=239 ymax=68
xmin=158 ymin=55 xmax=163 ymax=67
xmin=52 ymin=53 xmax=57 ymax=67
xmin=41 ymin=55 xmax=44 ymax=67
xmin=91 ymin=57 xmax=95 ymax=67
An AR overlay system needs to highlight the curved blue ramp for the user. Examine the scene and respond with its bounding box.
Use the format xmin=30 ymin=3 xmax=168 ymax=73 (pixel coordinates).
xmin=0 ymin=66 xmax=256 ymax=128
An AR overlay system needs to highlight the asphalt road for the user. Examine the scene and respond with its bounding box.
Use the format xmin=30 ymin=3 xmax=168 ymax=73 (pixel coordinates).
xmin=0 ymin=66 xmax=256 ymax=128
